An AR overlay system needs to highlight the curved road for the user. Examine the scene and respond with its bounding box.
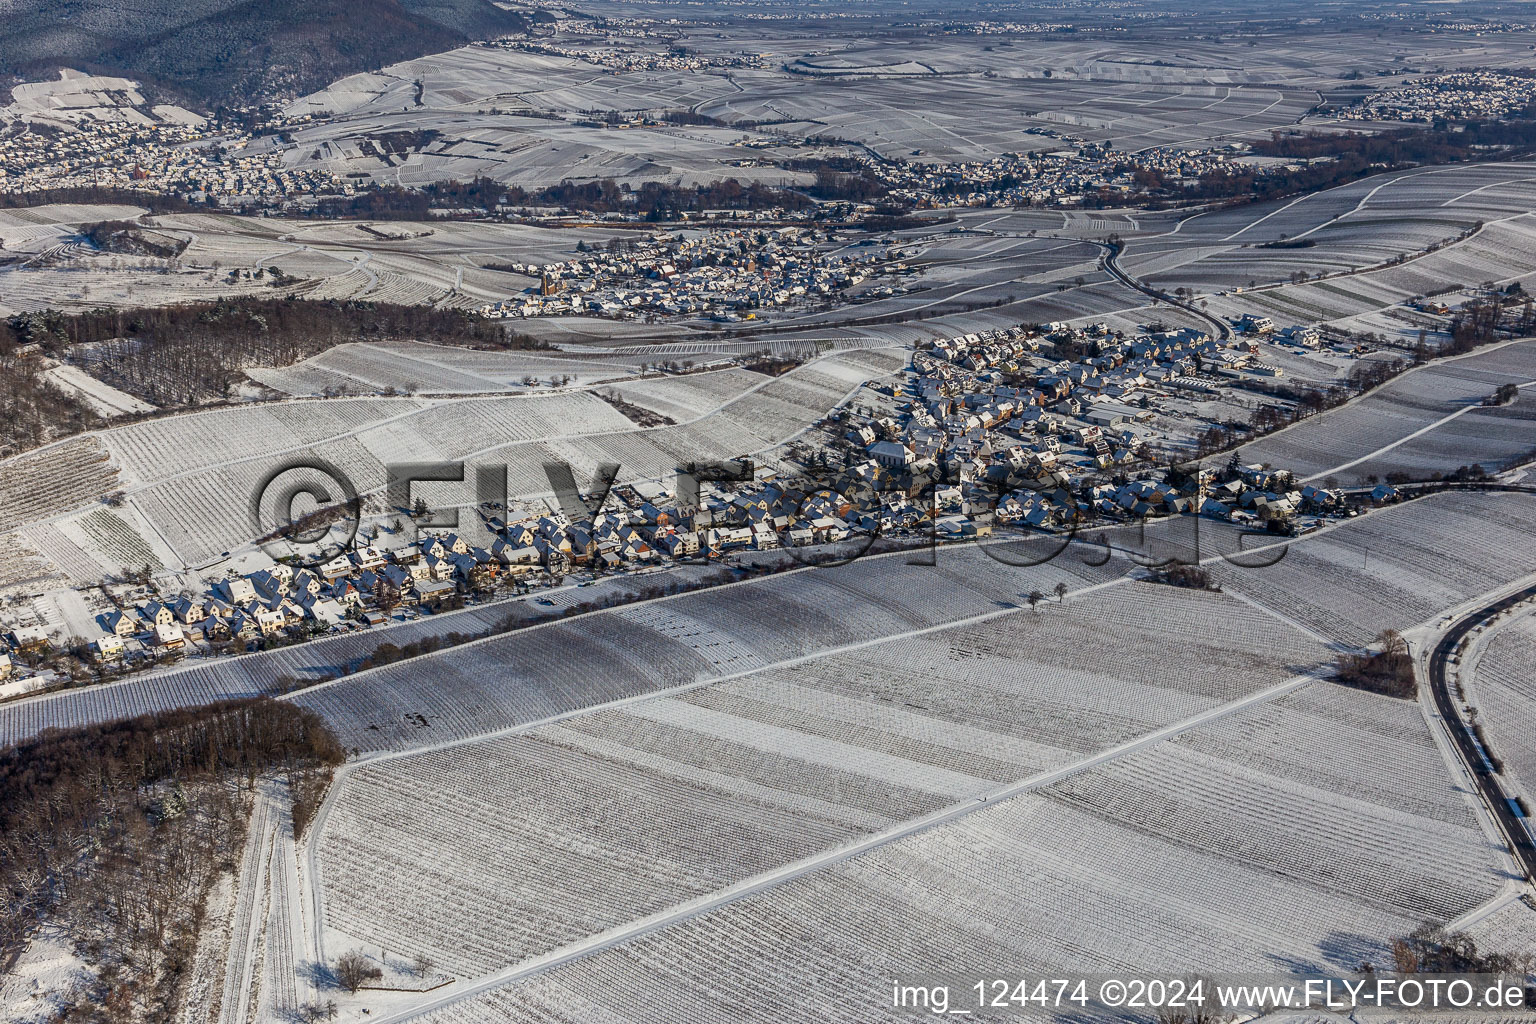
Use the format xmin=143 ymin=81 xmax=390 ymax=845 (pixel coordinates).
xmin=1428 ymin=586 xmax=1536 ymax=882
xmin=1102 ymin=243 xmax=1232 ymax=340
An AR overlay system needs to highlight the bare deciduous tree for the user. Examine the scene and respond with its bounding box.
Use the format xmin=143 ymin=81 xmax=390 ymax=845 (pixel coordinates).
xmin=336 ymin=949 xmax=382 ymax=993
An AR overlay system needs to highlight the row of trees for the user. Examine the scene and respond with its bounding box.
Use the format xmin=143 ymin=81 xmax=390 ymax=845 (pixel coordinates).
xmin=310 ymin=175 xmax=817 ymax=221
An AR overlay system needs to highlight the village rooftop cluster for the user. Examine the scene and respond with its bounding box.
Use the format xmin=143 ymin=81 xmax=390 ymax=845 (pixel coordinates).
xmin=0 ymin=117 xmax=354 ymax=202
xmin=478 ymin=227 xmax=908 ymax=319
xmin=0 ymin=307 xmax=1399 ymax=702
xmin=501 ymin=39 xmax=771 ymax=73
xmin=1335 ymin=71 xmax=1536 ymax=123
xmin=865 ymin=141 xmax=1270 ymax=209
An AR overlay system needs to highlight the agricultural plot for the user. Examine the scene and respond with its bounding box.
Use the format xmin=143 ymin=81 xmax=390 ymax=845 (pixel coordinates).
xmin=17 ymin=523 xmax=104 ymax=588
xmin=0 ymin=436 xmax=118 ymax=533
xmin=1470 ymin=614 xmax=1536 ymax=813
xmin=1180 ymin=163 xmax=1536 ymax=246
xmin=609 ymin=369 xmax=771 ymax=423
xmin=1241 ymin=339 xmax=1536 ymax=483
xmin=1466 ymin=896 xmax=1536 ymax=961
xmin=54 ymin=350 xmax=878 ymax=569
xmin=254 ymin=341 xmax=645 ymax=396
xmin=291 ymin=536 xmax=1137 ymax=756
xmin=404 ymin=677 xmax=1496 ymax=1024
xmin=312 ymin=581 xmax=1327 ymax=978
xmin=0 ymin=205 xmax=647 ymax=314
xmin=63 ymin=508 xmax=163 ymax=576
xmin=0 ymin=530 xmax=64 ymax=591
xmin=1202 ymin=215 xmax=1536 ymax=327
xmin=98 ymin=397 xmax=423 ymax=486
xmin=1347 ymin=392 xmax=1536 ymax=482
xmin=1213 ymin=491 xmax=1536 ymax=649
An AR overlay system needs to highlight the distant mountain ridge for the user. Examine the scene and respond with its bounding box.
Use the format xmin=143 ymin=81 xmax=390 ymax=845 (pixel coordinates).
xmin=0 ymin=0 xmax=528 ymax=108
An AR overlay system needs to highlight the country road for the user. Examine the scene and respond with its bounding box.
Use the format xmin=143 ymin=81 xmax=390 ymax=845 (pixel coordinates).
xmin=1102 ymin=243 xmax=1233 ymax=340
xmin=1428 ymin=587 xmax=1536 ymax=882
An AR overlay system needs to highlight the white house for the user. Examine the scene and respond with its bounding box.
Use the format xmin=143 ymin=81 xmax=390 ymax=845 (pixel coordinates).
xmin=220 ymin=577 xmax=257 ymax=604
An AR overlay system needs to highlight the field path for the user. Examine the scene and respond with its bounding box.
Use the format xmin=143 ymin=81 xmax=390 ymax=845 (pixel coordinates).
xmin=361 ymin=668 xmax=1322 ymax=1024
xmin=1302 ymin=379 xmax=1536 ymax=483
xmin=216 ymin=779 xmax=284 ymax=1024
xmin=257 ymin=780 xmax=309 ymax=1023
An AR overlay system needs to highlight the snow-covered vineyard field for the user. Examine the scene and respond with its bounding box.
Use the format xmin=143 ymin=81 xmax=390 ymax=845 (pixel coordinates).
xmin=1129 ymin=165 xmax=1536 ymax=294
xmin=1179 ymin=163 xmax=1536 ymax=246
xmin=0 ymin=207 xmax=651 ymax=315
xmin=399 ymin=678 xmax=1499 ymax=1023
xmin=1214 ymin=491 xmax=1536 ymax=648
xmin=0 ymin=436 xmax=119 ymax=533
xmin=292 ymin=537 xmax=1134 ymax=755
xmin=0 ymin=348 xmax=903 ymax=573
xmin=1240 ymin=339 xmax=1536 ymax=483
xmin=254 ymin=339 xmax=661 ymax=396
xmin=250 ymin=340 xmax=655 ymax=397
xmin=0 ymin=530 xmax=63 ymax=591
xmin=1202 ymin=217 xmax=1536 ymax=326
xmin=1347 ymin=391 xmax=1536 ymax=483
xmin=1470 ymin=613 xmax=1536 ymax=813
xmin=1466 ymin=895 xmax=1536 ymax=962
xmin=609 ymin=368 xmax=772 ymax=423
xmin=314 ymin=582 xmax=1328 ymax=978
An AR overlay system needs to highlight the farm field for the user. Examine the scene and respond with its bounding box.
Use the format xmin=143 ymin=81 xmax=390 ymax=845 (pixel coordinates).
xmin=0 ymin=436 xmax=119 ymax=533
xmin=1122 ymin=165 xmax=1536 ymax=295
xmin=312 ymin=581 xmax=1329 ymax=978
xmin=0 ymin=347 xmax=901 ymax=570
xmin=1466 ymin=896 xmax=1536 ymax=963
xmin=1239 ymin=339 xmax=1536 ymax=484
xmin=290 ymin=536 xmax=1134 ymax=756
xmin=393 ymin=675 xmax=1498 ymax=1023
xmin=251 ymin=341 xmax=654 ymax=396
xmin=1212 ymin=491 xmax=1536 ymax=648
xmin=0 ymin=208 xmax=649 ymax=315
xmin=1469 ymin=612 xmax=1536 ymax=813
xmin=278 ymin=31 xmax=1536 ymax=187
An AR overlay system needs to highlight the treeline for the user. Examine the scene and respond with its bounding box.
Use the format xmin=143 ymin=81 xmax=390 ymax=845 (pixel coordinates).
xmin=6 ymin=298 xmax=542 ymax=407
xmin=0 ymin=342 xmax=102 ymax=456
xmin=310 ymin=175 xmax=816 ymax=221
xmin=1389 ymin=921 xmax=1533 ymax=976
xmin=0 ymin=699 xmax=344 ymax=1021
xmin=783 ymin=157 xmax=889 ymax=202
xmin=80 ymin=220 xmax=187 ymax=259
xmin=0 ymin=187 xmax=204 ymax=215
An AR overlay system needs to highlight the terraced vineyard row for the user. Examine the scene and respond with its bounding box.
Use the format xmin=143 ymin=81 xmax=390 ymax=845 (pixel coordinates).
xmin=1216 ymin=491 xmax=1536 ymax=646
xmin=0 ymin=436 xmax=118 ymax=532
xmin=312 ymin=582 xmax=1327 ymax=978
